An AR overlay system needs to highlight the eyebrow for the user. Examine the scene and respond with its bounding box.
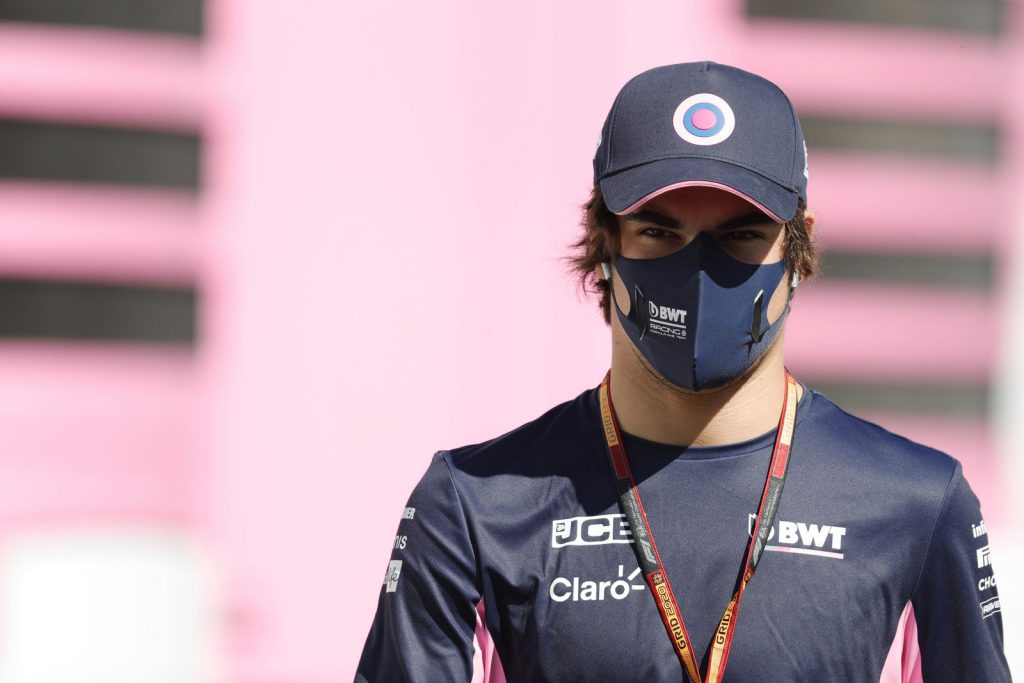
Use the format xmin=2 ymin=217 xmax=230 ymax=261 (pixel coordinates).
xmin=622 ymin=210 xmax=682 ymax=229
xmin=713 ymin=211 xmax=778 ymax=232
xmin=622 ymin=209 xmax=777 ymax=232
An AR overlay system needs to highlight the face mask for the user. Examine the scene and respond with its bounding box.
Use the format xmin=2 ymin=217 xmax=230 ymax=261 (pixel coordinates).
xmin=610 ymin=232 xmax=790 ymax=391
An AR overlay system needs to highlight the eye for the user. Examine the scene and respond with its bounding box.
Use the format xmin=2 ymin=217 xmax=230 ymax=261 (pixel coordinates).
xmin=720 ymin=229 xmax=766 ymax=242
xmin=638 ymin=227 xmax=681 ymax=241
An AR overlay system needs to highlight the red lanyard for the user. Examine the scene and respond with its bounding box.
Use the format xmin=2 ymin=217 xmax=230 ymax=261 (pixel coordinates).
xmin=597 ymin=371 xmax=799 ymax=683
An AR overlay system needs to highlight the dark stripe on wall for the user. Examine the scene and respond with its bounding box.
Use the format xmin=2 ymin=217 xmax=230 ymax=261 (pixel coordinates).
xmin=746 ymin=0 xmax=1002 ymax=36
xmin=0 ymin=278 xmax=196 ymax=344
xmin=820 ymin=251 xmax=994 ymax=290
xmin=801 ymin=116 xmax=1000 ymax=163
xmin=0 ymin=0 xmax=202 ymax=36
xmin=0 ymin=119 xmax=200 ymax=190
xmin=805 ymin=381 xmax=988 ymax=417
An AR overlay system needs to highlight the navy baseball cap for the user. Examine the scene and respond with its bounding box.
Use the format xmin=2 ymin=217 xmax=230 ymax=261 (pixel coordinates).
xmin=593 ymin=61 xmax=808 ymax=222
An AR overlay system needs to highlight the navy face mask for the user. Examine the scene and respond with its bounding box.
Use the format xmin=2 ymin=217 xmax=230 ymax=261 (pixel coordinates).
xmin=611 ymin=232 xmax=790 ymax=391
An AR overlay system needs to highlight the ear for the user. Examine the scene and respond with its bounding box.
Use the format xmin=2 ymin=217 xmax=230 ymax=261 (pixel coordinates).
xmin=803 ymin=207 xmax=817 ymax=238
xmin=788 ymin=206 xmax=816 ymax=290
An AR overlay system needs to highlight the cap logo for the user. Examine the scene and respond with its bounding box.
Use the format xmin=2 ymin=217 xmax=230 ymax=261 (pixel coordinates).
xmin=673 ymin=93 xmax=735 ymax=146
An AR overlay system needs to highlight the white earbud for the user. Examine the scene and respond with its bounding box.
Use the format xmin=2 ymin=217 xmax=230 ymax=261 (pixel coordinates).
xmin=600 ymin=262 xmax=612 ymax=280
xmin=790 ymin=271 xmax=800 ymax=288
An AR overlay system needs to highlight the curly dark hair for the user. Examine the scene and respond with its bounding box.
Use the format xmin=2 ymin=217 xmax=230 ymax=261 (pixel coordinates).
xmin=569 ymin=185 xmax=820 ymax=323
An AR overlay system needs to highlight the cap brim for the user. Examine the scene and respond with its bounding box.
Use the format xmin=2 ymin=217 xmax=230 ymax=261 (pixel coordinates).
xmin=600 ymin=157 xmax=800 ymax=222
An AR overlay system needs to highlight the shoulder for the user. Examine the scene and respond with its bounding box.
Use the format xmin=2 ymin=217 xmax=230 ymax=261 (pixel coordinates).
xmin=439 ymin=386 xmax=600 ymax=480
xmin=798 ymin=388 xmax=960 ymax=507
xmin=424 ymin=387 xmax=605 ymax=527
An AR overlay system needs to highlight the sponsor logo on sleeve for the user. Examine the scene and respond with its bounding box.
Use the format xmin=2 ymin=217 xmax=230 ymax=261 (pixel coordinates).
xmin=977 ymin=545 xmax=992 ymax=569
xmin=393 ymin=535 xmax=407 ymax=550
xmin=552 ymin=514 xmax=633 ymax=548
xmin=980 ymin=596 xmax=1001 ymax=619
xmin=746 ymin=514 xmax=846 ymax=559
xmin=384 ymin=560 xmax=403 ymax=593
xmin=972 ymin=522 xmax=996 ymax=594
xmin=402 ymin=507 xmax=416 ymax=520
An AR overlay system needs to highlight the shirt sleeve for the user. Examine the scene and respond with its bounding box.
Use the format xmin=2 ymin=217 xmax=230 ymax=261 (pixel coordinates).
xmin=355 ymin=452 xmax=482 ymax=682
xmin=910 ymin=461 xmax=1011 ymax=682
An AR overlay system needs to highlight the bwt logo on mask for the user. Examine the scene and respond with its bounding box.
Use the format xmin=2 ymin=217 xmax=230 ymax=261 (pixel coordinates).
xmin=648 ymin=302 xmax=688 ymax=324
xmin=646 ymin=301 xmax=688 ymax=341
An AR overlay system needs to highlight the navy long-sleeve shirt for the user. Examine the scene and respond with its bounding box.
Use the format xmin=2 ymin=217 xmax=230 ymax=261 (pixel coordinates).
xmin=357 ymin=386 xmax=1011 ymax=682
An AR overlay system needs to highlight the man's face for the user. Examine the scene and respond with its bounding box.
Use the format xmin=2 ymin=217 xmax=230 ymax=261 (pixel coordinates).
xmin=615 ymin=186 xmax=785 ymax=263
xmin=610 ymin=186 xmax=791 ymax=324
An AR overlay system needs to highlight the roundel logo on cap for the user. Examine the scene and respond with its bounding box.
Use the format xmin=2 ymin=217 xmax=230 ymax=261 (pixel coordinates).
xmin=673 ymin=93 xmax=735 ymax=146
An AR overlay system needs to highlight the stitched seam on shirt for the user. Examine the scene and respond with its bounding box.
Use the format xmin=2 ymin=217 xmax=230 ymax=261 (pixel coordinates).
xmin=908 ymin=462 xmax=961 ymax=602
xmin=439 ymin=451 xmax=482 ymax=584
xmin=438 ymin=451 xmax=487 ymax=680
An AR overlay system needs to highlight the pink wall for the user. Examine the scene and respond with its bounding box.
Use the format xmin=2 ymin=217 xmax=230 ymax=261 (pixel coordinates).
xmin=199 ymin=2 xmax=708 ymax=678
xmin=0 ymin=0 xmax=1020 ymax=680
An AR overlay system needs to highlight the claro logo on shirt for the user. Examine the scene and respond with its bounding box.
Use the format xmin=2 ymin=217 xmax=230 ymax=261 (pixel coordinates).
xmin=747 ymin=514 xmax=847 ymax=559
xmin=549 ymin=564 xmax=645 ymax=602
xmin=552 ymin=514 xmax=633 ymax=548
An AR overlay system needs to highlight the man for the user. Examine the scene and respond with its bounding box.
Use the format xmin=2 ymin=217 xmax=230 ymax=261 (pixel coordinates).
xmin=356 ymin=62 xmax=1011 ymax=682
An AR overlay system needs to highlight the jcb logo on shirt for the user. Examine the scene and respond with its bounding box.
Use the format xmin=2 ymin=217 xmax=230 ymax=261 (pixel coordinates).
xmin=747 ymin=514 xmax=847 ymax=559
xmin=552 ymin=514 xmax=633 ymax=548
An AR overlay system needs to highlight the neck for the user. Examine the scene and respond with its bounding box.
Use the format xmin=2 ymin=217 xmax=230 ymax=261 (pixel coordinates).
xmin=609 ymin=329 xmax=796 ymax=447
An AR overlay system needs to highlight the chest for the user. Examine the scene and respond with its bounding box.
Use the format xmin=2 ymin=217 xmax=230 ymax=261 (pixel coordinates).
xmin=478 ymin=470 xmax=919 ymax=682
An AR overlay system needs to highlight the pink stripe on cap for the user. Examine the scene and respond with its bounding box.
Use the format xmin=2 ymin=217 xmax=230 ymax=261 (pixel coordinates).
xmin=614 ymin=180 xmax=786 ymax=223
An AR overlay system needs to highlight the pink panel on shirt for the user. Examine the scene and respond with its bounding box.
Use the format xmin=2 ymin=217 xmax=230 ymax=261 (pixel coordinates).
xmin=879 ymin=601 xmax=923 ymax=683
xmin=472 ymin=600 xmax=507 ymax=683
